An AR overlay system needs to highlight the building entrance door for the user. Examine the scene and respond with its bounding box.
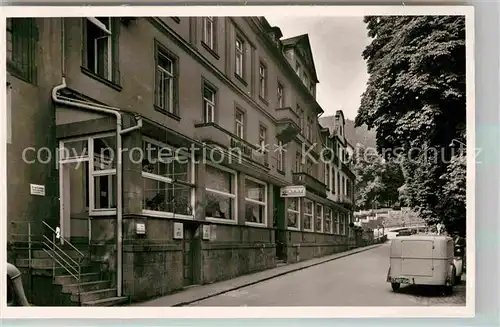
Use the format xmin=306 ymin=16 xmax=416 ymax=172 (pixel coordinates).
xmin=60 ymin=160 xmax=90 ymax=244
xmin=273 ymin=187 xmax=286 ymax=261
xmin=182 ymin=222 xmax=200 ymax=287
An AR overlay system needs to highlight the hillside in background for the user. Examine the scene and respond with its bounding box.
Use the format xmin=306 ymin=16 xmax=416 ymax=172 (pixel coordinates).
xmin=319 ymin=115 xmax=377 ymax=149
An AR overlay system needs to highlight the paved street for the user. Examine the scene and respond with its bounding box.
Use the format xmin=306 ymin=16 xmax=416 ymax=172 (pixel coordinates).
xmin=188 ymin=243 xmax=466 ymax=306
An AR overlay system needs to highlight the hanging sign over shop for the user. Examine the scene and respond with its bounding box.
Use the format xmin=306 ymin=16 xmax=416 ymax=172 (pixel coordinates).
xmin=280 ymin=185 xmax=306 ymax=198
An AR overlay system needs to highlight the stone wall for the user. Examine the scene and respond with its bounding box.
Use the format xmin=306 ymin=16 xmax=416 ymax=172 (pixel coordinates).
xmin=283 ymin=230 xmax=349 ymax=263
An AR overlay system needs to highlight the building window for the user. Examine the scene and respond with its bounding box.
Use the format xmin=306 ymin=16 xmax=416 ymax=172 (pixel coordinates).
xmin=295 ymin=61 xmax=301 ymax=78
xmin=203 ymin=84 xmax=216 ymax=123
xmin=155 ymin=47 xmax=176 ymax=114
xmin=202 ymin=17 xmax=215 ymax=49
xmin=324 ymin=163 xmax=330 ymax=189
xmin=235 ymin=109 xmax=244 ymax=139
xmin=325 ymin=208 xmax=332 ymax=234
xmin=235 ymin=37 xmax=244 ymax=78
xmin=340 ymin=213 xmax=346 ymax=235
xmin=303 ymin=199 xmax=314 ymax=231
xmin=205 ymin=164 xmax=237 ymax=221
xmin=142 ymin=139 xmax=195 ymax=218
xmin=277 ymin=82 xmax=284 ymax=108
xmin=259 ymin=63 xmax=267 ymax=100
xmin=6 ymin=83 xmax=12 ymax=144
xmin=306 ymin=117 xmax=313 ymax=141
xmin=315 ymin=204 xmax=323 ymax=232
xmin=276 ymin=141 xmax=284 ymax=172
xmin=7 ymin=18 xmax=37 ymax=84
xmin=259 ymin=125 xmax=267 ymax=149
xmin=332 ymin=168 xmax=336 ymax=194
xmin=303 ymin=74 xmax=309 ymax=88
xmin=295 ymin=152 xmax=302 ymax=173
xmin=244 ymin=177 xmax=267 ymax=225
xmin=84 ymin=17 xmax=116 ymax=82
xmin=297 ymin=106 xmax=304 ymax=132
xmin=337 ymin=172 xmax=340 ymax=196
xmin=287 ymin=198 xmax=300 ymax=229
xmin=306 ymin=158 xmax=314 ymax=176
xmin=333 ymin=211 xmax=339 ymax=234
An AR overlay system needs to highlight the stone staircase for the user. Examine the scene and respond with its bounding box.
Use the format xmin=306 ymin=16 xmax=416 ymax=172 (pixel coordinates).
xmin=15 ymin=247 xmax=128 ymax=306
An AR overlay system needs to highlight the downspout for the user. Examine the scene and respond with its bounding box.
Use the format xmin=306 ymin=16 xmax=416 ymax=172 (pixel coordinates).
xmin=53 ymin=19 xmax=142 ymax=298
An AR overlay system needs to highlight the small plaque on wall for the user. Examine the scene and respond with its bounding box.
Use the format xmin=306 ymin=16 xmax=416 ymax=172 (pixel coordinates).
xmin=202 ymin=225 xmax=210 ymax=240
xmin=173 ymin=222 xmax=184 ymax=239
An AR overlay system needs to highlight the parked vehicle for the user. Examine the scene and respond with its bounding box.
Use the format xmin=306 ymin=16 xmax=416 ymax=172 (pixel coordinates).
xmin=6 ymin=262 xmax=30 ymax=306
xmin=386 ymin=235 xmax=456 ymax=294
xmin=453 ymin=236 xmax=466 ymax=284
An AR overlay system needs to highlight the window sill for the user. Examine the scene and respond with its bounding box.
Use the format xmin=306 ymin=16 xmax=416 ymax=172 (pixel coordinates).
xmin=201 ymin=42 xmax=220 ymax=60
xmin=90 ymin=210 xmax=117 ymax=217
xmin=154 ymin=106 xmax=181 ymax=121
xmin=277 ymin=169 xmax=286 ymax=176
xmin=206 ymin=217 xmax=238 ymax=225
xmin=142 ymin=210 xmax=195 ymax=220
xmin=171 ymin=17 xmax=181 ymax=23
xmin=259 ymin=96 xmax=269 ymax=106
xmin=234 ymin=73 xmax=248 ymax=87
xmin=245 ymin=222 xmax=268 ymax=228
xmin=287 ymin=227 xmax=300 ymax=231
xmin=81 ymin=66 xmax=122 ymax=92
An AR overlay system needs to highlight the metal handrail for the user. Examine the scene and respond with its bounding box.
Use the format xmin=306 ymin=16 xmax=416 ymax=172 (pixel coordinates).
xmin=41 ymin=249 xmax=79 ymax=280
xmin=42 ymin=221 xmax=85 ymax=257
xmin=42 ymin=236 xmax=80 ymax=270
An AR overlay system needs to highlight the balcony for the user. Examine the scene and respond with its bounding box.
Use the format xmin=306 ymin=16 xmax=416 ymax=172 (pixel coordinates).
xmin=194 ymin=123 xmax=269 ymax=168
xmin=341 ymin=161 xmax=356 ymax=179
xmin=275 ymin=106 xmax=301 ymax=144
xmin=292 ymin=172 xmax=326 ymax=197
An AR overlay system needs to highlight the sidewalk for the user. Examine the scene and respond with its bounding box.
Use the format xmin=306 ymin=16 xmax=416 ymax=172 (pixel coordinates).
xmin=132 ymin=243 xmax=384 ymax=307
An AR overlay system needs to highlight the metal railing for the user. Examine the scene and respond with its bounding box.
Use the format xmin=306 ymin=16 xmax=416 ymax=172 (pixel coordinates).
xmin=9 ymin=221 xmax=86 ymax=305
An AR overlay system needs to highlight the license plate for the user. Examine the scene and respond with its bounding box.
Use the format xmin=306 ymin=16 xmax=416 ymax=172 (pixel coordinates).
xmin=393 ymin=277 xmax=410 ymax=284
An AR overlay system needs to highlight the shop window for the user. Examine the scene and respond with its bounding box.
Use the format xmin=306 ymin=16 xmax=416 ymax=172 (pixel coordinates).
xmin=303 ymin=199 xmax=314 ymax=231
xmin=324 ymin=208 xmax=332 ymax=234
xmin=205 ymin=164 xmax=236 ymax=221
xmin=142 ymin=139 xmax=195 ymax=218
xmin=340 ymin=213 xmax=346 ymax=235
xmin=244 ymin=177 xmax=267 ymax=225
xmin=333 ymin=211 xmax=339 ymax=234
xmin=315 ymin=204 xmax=323 ymax=232
xmin=287 ymin=198 xmax=300 ymax=229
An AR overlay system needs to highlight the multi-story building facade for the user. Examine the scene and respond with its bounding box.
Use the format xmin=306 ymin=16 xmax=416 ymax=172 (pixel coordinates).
xmin=6 ymin=16 xmax=355 ymax=305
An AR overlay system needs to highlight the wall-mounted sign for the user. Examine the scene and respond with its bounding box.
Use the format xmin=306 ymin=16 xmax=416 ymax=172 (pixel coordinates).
xmin=202 ymin=225 xmax=210 ymax=240
xmin=173 ymin=222 xmax=184 ymax=239
xmin=30 ymin=184 xmax=45 ymax=196
xmin=230 ymin=138 xmax=253 ymax=157
xmin=280 ymin=185 xmax=306 ymax=198
xmin=136 ymin=222 xmax=146 ymax=235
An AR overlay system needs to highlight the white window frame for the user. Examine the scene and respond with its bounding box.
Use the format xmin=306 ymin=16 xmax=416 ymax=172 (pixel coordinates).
xmin=276 ymin=141 xmax=284 ymax=171
xmin=155 ymin=50 xmax=175 ymax=113
xmin=203 ymin=85 xmax=215 ymax=123
xmin=324 ymin=163 xmax=330 ymax=187
xmin=244 ymin=176 xmax=268 ymax=227
xmin=7 ymin=83 xmax=12 ymax=144
xmin=203 ymin=16 xmax=215 ymax=49
xmin=235 ymin=37 xmax=244 ymax=77
xmin=259 ymin=126 xmax=267 ymax=149
xmin=277 ymin=82 xmax=284 ymax=108
xmin=315 ymin=204 xmax=323 ymax=233
xmin=259 ymin=64 xmax=266 ymax=98
xmin=286 ymin=198 xmax=300 ymax=230
xmin=341 ymin=213 xmax=346 ymax=235
xmin=59 ymin=133 xmax=117 ymax=217
xmin=325 ymin=208 xmax=333 ymax=234
xmin=205 ymin=163 xmax=238 ymax=224
xmin=235 ymin=109 xmax=244 ymax=139
xmin=141 ymin=137 xmax=196 ymax=220
xmin=303 ymin=199 xmax=314 ymax=232
xmin=87 ymin=17 xmax=112 ymax=81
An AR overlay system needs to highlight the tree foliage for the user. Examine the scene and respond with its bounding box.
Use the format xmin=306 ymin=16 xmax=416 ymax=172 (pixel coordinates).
xmin=353 ymin=145 xmax=405 ymax=211
xmin=356 ymin=16 xmax=466 ymax=234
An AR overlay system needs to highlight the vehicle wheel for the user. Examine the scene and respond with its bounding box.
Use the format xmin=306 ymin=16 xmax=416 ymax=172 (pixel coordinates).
xmin=391 ymin=282 xmax=400 ymax=292
xmin=444 ymin=284 xmax=454 ymax=295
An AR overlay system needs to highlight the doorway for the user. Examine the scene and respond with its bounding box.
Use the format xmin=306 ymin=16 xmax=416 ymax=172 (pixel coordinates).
xmin=273 ymin=187 xmax=286 ymax=261
xmin=60 ymin=160 xmax=90 ymax=243
xmin=182 ymin=222 xmax=201 ymax=287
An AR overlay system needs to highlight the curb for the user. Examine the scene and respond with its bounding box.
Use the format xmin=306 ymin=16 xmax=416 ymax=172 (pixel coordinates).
xmin=172 ymin=243 xmax=384 ymax=307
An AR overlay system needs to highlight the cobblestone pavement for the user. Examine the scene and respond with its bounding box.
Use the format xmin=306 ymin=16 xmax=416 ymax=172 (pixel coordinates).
xmin=188 ymin=243 xmax=466 ymax=306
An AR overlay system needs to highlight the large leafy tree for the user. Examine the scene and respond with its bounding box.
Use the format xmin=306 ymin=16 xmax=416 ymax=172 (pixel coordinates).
xmin=356 ymin=16 xmax=466 ymax=234
xmin=352 ymin=145 xmax=405 ymax=210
